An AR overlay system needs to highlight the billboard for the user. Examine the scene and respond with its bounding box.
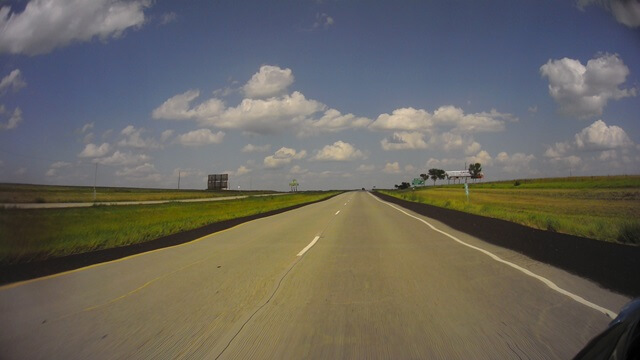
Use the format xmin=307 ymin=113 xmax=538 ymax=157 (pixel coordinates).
xmin=208 ymin=174 xmax=229 ymax=190
xmin=445 ymin=170 xmax=472 ymax=179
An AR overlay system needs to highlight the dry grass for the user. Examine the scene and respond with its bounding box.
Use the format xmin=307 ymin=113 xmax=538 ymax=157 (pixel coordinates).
xmin=381 ymin=176 xmax=640 ymax=243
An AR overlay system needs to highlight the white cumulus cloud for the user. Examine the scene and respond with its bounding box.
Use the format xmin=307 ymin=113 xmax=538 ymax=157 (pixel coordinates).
xmin=370 ymin=106 xmax=510 ymax=133
xmin=0 ymin=107 xmax=22 ymax=130
xmin=544 ymin=141 xmax=572 ymax=158
xmin=383 ymin=162 xmax=401 ymax=174
xmin=289 ymin=165 xmax=308 ymax=175
xmin=118 ymin=125 xmax=160 ymax=149
xmin=426 ymin=158 xmax=462 ymax=169
xmin=152 ymin=89 xmax=225 ymax=121
xmin=45 ymin=161 xmax=72 ymax=177
xmin=159 ymin=11 xmax=177 ymax=25
xmin=540 ymin=54 xmax=636 ymax=118
xmin=577 ymin=0 xmax=640 ymax=28
xmin=495 ymin=152 xmax=536 ymax=174
xmin=542 ymin=119 xmax=637 ymax=172
xmin=214 ymin=91 xmax=323 ymax=134
xmin=466 ymin=150 xmax=493 ymax=166
xmin=263 ymin=147 xmax=307 ymax=169
xmin=223 ymin=165 xmax=252 ymax=177
xmin=0 ymin=69 xmax=26 ymax=93
xmin=78 ymin=142 xmax=111 ymax=158
xmin=302 ymin=108 xmax=371 ymax=136
xmin=313 ymin=13 xmax=334 ymax=29
xmin=381 ymin=131 xmax=428 ymax=150
xmin=80 ymin=122 xmax=94 ymax=133
xmin=242 ymin=144 xmax=271 ymax=153
xmin=370 ymin=107 xmax=431 ymax=131
xmin=155 ymin=89 xmax=324 ymax=135
xmin=160 ymin=130 xmax=174 ymax=142
xmin=116 ymin=163 xmax=156 ymax=177
xmin=0 ymin=0 xmax=150 ymax=55
xmin=153 ymin=66 xmax=372 ymax=136
xmin=313 ymin=141 xmax=364 ymax=161
xmin=243 ymin=65 xmax=294 ymax=99
xmin=176 ymin=129 xmax=225 ymax=147
xmin=97 ymin=150 xmax=150 ymax=166
xmin=549 ymin=155 xmax=582 ymax=168
xmin=356 ymin=164 xmax=375 ymax=172
xmin=574 ymin=119 xmax=634 ymax=150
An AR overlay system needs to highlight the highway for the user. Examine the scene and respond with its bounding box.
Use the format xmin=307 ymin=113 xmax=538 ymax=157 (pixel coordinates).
xmin=0 ymin=192 xmax=630 ymax=359
xmin=0 ymin=193 xmax=287 ymax=209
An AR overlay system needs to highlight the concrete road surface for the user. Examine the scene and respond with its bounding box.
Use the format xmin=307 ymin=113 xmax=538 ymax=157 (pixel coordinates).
xmin=0 ymin=192 xmax=629 ymax=359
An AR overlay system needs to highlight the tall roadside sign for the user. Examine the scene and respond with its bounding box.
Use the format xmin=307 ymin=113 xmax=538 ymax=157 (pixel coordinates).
xmin=207 ymin=174 xmax=229 ymax=190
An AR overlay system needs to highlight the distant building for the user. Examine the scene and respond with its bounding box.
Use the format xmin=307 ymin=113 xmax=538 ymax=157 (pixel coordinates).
xmin=208 ymin=174 xmax=229 ymax=190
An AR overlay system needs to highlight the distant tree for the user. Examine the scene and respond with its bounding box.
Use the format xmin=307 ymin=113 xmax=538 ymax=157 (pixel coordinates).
xmin=289 ymin=179 xmax=299 ymax=192
xmin=395 ymin=182 xmax=411 ymax=190
xmin=469 ymin=163 xmax=482 ymax=181
xmin=420 ymin=173 xmax=428 ymax=182
xmin=428 ymin=168 xmax=446 ymax=186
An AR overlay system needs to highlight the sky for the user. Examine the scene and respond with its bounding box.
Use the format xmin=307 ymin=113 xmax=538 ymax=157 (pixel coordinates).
xmin=0 ymin=0 xmax=639 ymax=191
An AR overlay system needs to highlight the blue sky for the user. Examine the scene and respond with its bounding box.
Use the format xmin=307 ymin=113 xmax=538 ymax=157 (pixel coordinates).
xmin=0 ymin=0 xmax=638 ymax=191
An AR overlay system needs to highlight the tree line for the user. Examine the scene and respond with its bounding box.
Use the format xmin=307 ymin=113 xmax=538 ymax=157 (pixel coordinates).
xmin=394 ymin=163 xmax=483 ymax=189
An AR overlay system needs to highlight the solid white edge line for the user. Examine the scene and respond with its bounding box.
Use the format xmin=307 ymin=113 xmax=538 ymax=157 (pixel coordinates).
xmin=297 ymin=236 xmax=321 ymax=257
xmin=368 ymin=193 xmax=618 ymax=319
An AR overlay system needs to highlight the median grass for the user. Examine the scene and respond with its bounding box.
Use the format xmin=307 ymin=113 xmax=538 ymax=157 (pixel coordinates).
xmin=380 ymin=175 xmax=640 ymax=244
xmin=0 ymin=192 xmax=340 ymax=265
xmin=0 ymin=183 xmax=275 ymax=203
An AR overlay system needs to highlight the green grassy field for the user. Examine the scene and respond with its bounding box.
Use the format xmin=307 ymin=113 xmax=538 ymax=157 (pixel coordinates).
xmin=380 ymin=175 xmax=640 ymax=244
xmin=0 ymin=183 xmax=275 ymax=203
xmin=0 ymin=191 xmax=340 ymax=265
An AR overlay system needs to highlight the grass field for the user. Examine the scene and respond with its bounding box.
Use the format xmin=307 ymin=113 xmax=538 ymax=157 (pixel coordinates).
xmin=380 ymin=175 xmax=640 ymax=244
xmin=0 ymin=191 xmax=340 ymax=265
xmin=0 ymin=183 xmax=275 ymax=203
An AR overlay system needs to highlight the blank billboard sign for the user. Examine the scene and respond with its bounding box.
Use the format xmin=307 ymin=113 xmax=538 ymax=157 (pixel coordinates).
xmin=208 ymin=174 xmax=228 ymax=190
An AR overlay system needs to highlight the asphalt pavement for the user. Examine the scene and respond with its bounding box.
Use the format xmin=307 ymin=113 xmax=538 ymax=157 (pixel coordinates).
xmin=0 ymin=191 xmax=629 ymax=359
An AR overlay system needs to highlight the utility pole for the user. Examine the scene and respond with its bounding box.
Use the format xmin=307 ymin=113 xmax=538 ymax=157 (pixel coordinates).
xmin=178 ymin=171 xmax=181 ymax=190
xmin=93 ymin=163 xmax=98 ymax=201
